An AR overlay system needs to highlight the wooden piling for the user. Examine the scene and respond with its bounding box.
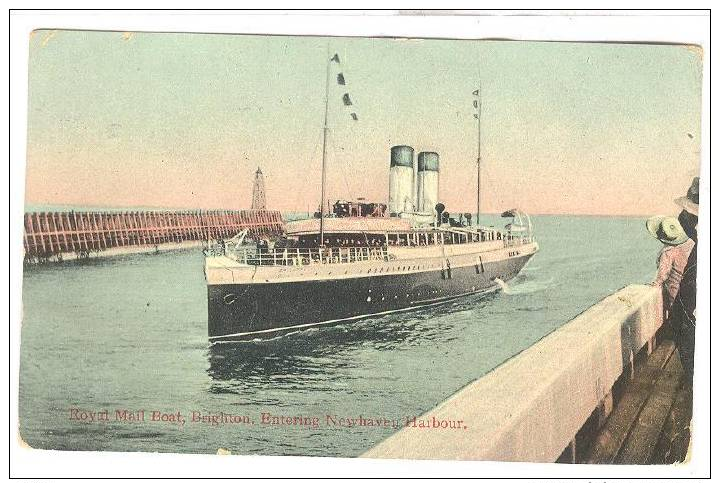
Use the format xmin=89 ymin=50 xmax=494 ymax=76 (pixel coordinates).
xmin=22 ymin=208 xmax=284 ymax=261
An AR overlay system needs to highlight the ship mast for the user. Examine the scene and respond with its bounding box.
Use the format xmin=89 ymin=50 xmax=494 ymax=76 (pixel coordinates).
xmin=473 ymin=86 xmax=482 ymax=225
xmin=319 ymin=46 xmax=332 ymax=246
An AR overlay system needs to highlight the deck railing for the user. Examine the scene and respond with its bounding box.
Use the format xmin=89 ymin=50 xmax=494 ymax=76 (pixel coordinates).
xmin=222 ymin=246 xmax=389 ymax=266
xmin=212 ymin=233 xmax=536 ymax=267
xmin=504 ymin=235 xmax=535 ymax=247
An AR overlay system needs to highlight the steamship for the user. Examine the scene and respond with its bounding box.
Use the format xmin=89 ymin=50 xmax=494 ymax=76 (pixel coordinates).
xmin=203 ymin=55 xmax=538 ymax=342
xmin=204 ymin=144 xmax=538 ymax=341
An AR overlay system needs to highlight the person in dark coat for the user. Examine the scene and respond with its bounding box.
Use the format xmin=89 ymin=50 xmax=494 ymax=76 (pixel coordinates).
xmin=670 ymin=177 xmax=699 ymax=386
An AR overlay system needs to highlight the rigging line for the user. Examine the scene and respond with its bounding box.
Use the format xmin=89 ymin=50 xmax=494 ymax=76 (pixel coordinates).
xmin=476 ymin=45 xmax=483 ymax=222
xmin=477 ymin=85 xmax=482 ymax=223
xmin=323 ymin=46 xmax=362 ymax=226
xmin=328 ymin=143 xmax=375 ymax=242
xmin=326 ymin=129 xmax=375 ymax=235
xmin=483 ymin=169 xmax=498 ymax=213
xmin=320 ymin=42 xmax=332 ymax=245
xmin=327 ymin=47 xmax=361 ymax=207
xmin=336 ymin=47 xmax=373 ymax=235
xmin=457 ymin=143 xmax=478 ymax=212
xmin=327 ymin=132 xmax=354 ymax=200
xmin=337 ymin=45 xmax=361 ymax=119
xmin=322 ymin=45 xmax=376 ymax=237
xmin=294 ymin=132 xmax=323 ymax=215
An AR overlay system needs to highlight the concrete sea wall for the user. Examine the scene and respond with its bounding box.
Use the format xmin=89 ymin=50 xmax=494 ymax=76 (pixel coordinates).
xmin=364 ymin=284 xmax=663 ymax=462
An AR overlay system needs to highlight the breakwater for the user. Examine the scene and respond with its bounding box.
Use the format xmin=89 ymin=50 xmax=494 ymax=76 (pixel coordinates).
xmin=23 ymin=209 xmax=284 ymax=263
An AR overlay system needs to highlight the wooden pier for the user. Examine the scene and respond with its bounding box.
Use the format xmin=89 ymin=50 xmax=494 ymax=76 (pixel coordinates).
xmin=579 ymin=336 xmax=691 ymax=465
xmin=23 ymin=209 xmax=284 ymax=262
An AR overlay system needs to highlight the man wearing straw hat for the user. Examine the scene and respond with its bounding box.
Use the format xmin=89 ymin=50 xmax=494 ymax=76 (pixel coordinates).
xmin=670 ymin=177 xmax=699 ymax=386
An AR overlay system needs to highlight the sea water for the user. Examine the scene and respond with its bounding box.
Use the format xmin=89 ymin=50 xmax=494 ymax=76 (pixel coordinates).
xmin=18 ymin=215 xmax=659 ymax=456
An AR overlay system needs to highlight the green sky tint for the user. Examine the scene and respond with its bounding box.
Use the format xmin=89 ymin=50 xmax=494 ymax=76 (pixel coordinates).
xmin=25 ymin=30 xmax=702 ymax=215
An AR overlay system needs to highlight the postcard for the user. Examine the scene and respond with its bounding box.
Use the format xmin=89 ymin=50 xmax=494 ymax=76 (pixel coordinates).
xmin=13 ymin=12 xmax=707 ymax=478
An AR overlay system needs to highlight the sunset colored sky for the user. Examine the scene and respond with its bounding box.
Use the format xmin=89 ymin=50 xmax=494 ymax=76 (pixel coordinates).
xmin=25 ymin=30 xmax=702 ymax=215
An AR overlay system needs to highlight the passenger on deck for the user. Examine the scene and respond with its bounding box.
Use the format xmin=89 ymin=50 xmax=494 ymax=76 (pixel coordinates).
xmin=257 ymin=239 xmax=268 ymax=253
xmin=646 ymin=216 xmax=694 ymax=306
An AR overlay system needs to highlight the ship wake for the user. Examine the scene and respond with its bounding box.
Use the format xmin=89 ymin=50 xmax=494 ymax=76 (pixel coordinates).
xmin=495 ymin=275 xmax=554 ymax=296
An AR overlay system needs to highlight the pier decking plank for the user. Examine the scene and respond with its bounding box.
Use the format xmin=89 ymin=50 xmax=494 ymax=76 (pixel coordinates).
xmin=582 ymin=339 xmax=675 ymax=464
xmin=582 ymin=338 xmax=691 ymax=465
xmin=616 ymin=353 xmax=684 ymax=464
xmin=652 ymin=378 xmax=692 ymax=464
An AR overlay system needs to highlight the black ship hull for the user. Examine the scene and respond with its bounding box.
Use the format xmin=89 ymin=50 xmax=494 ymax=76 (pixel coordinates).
xmin=207 ymin=252 xmax=534 ymax=341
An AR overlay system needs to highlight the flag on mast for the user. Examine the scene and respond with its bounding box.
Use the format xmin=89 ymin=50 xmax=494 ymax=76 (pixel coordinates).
xmin=328 ymin=51 xmax=358 ymax=121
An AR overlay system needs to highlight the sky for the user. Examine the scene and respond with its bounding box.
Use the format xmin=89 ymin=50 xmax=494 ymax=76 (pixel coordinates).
xmin=24 ymin=30 xmax=702 ymax=216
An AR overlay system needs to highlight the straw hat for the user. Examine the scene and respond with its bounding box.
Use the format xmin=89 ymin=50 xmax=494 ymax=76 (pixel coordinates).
xmin=675 ymin=177 xmax=699 ymax=216
xmin=646 ymin=216 xmax=689 ymax=246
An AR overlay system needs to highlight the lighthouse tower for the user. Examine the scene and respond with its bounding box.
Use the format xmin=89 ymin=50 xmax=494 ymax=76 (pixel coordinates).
xmin=251 ymin=167 xmax=267 ymax=210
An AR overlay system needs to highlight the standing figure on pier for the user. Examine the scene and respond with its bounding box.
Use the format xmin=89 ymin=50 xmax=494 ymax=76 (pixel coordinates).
xmin=646 ymin=215 xmax=694 ymax=308
xmin=669 ymin=177 xmax=699 ymax=386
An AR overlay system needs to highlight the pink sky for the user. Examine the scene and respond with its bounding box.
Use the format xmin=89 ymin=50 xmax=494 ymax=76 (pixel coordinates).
xmin=25 ymin=31 xmax=702 ymax=216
